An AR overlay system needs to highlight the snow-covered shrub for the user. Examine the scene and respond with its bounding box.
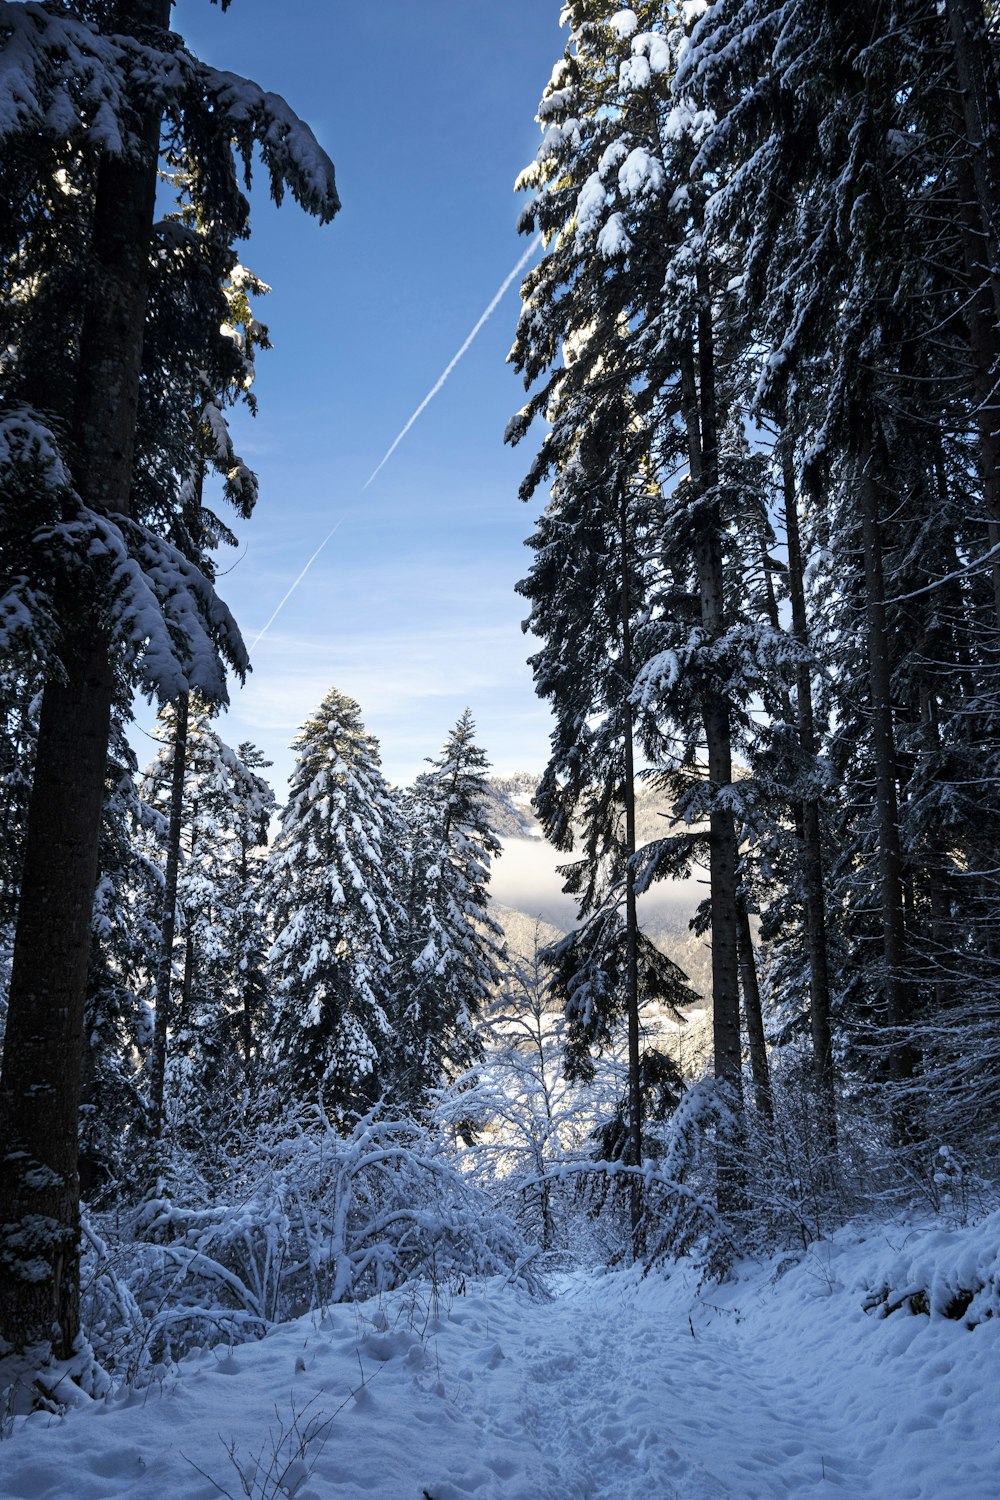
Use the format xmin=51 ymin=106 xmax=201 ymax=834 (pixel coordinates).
xmin=861 ymin=1208 xmax=1000 ymax=1327
xmin=82 ymin=1106 xmax=538 ymax=1377
xmin=79 ymin=1217 xmax=158 ymax=1386
xmin=263 ymin=1106 xmax=538 ymax=1310
xmin=735 ymin=1059 xmax=856 ymax=1252
xmin=432 ymin=1060 xmax=605 ymax=1257
xmin=518 ymin=1154 xmax=731 ymax=1272
xmin=638 ymin=1079 xmax=736 ymax=1269
xmin=886 ymin=1140 xmax=996 ymax=1225
xmin=431 ymin=948 xmax=638 ymax=1258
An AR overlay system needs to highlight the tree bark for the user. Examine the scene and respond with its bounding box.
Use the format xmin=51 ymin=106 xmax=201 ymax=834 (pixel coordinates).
xmin=0 ymin=0 xmax=171 ymax=1363
xmin=737 ymin=904 xmax=772 ymax=1121
xmin=858 ymin=434 xmax=914 ymax=1089
xmin=149 ymin=692 xmax=189 ymax=1137
xmin=618 ymin=472 xmax=644 ymax=1252
xmin=0 ymin=637 xmax=114 ymax=1361
xmin=783 ymin=453 xmax=838 ymax=1146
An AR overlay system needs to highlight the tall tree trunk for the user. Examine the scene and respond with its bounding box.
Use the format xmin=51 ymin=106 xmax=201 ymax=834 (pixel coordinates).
xmin=0 ymin=0 xmax=171 ymax=1364
xmin=954 ymin=149 xmax=1000 ymax=624
xmin=683 ymin=286 xmax=744 ymax=1211
xmin=0 ymin=638 xmax=114 ymax=1363
xmin=618 ymin=472 xmax=643 ymax=1251
xmin=783 ymin=452 xmax=838 ymax=1147
xmin=858 ymin=433 xmax=914 ymax=1089
xmin=946 ymin=0 xmax=1000 ymax=324
xmin=693 ymin=290 xmax=743 ymax=1110
xmin=150 ymin=692 xmax=189 ymax=1137
xmin=737 ymin=903 xmax=773 ymax=1121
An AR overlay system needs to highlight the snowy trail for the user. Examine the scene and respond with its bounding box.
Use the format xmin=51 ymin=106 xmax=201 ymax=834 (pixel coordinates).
xmin=451 ymin=1275 xmax=872 ymax=1500
xmin=1 ymin=1226 xmax=998 ymax=1499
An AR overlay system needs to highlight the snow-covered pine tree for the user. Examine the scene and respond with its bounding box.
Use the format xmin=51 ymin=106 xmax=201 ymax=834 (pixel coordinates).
xmin=267 ymin=689 xmax=402 ymax=1114
xmin=80 ymin=715 xmax=163 ymax=1202
xmin=680 ymin=0 xmax=1000 ymax=1147
xmin=140 ymin=699 xmax=274 ymax=1145
xmin=0 ymin=0 xmax=338 ymax=1364
xmin=510 ymin=3 xmax=682 ymax=1187
xmin=510 ymin=4 xmax=761 ymax=1214
xmin=393 ymin=711 xmax=506 ymax=1111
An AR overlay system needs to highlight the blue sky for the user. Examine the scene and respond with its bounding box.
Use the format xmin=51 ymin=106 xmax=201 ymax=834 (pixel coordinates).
xmin=145 ymin=0 xmax=566 ymax=792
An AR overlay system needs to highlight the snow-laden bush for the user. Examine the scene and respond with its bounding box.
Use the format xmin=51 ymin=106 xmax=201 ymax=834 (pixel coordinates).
xmin=733 ymin=1059 xmax=856 ymax=1252
xmin=437 ymin=1060 xmax=735 ymax=1271
xmin=81 ymin=1106 xmax=538 ymax=1380
xmin=432 ymin=1059 xmax=613 ymax=1257
xmin=862 ymin=1206 xmax=1000 ymax=1327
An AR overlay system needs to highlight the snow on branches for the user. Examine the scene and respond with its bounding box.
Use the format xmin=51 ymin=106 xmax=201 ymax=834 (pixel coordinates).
xmin=0 ymin=2 xmax=339 ymax=223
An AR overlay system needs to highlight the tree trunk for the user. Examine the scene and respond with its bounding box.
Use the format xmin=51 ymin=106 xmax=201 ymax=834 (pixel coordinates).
xmin=0 ymin=638 xmax=114 ymax=1361
xmin=618 ymin=473 xmax=644 ymax=1252
xmin=783 ymin=452 xmax=838 ymax=1147
xmin=945 ymin=0 xmax=1000 ymax=324
xmin=150 ymin=692 xmax=189 ymax=1137
xmin=684 ymin=285 xmax=744 ymax=1211
xmin=0 ymin=0 xmax=171 ymax=1364
xmin=737 ymin=904 xmax=773 ymax=1121
xmin=858 ymin=434 xmax=914 ymax=1089
xmin=692 ymin=295 xmax=743 ymax=1109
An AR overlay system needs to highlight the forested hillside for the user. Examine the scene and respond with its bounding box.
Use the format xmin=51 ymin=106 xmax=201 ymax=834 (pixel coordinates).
xmin=1 ymin=2 xmax=999 ymax=1494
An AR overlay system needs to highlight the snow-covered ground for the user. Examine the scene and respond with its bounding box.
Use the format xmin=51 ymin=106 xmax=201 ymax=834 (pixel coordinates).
xmin=2 ymin=1215 xmax=998 ymax=1499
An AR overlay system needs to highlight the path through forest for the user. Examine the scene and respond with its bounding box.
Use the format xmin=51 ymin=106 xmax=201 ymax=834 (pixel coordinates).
xmin=0 ymin=1220 xmax=997 ymax=1499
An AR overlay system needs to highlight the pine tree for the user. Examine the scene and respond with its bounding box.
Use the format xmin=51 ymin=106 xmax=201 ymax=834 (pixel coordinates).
xmin=140 ymin=700 xmax=274 ymax=1141
xmin=0 ymin=0 xmax=339 ymax=1365
xmin=510 ymin=4 xmax=766 ymax=1214
xmin=79 ymin=715 xmax=162 ymax=1201
xmin=680 ymin=0 xmax=1000 ymax=1141
xmin=393 ymin=711 xmax=506 ymax=1110
xmin=267 ymin=689 xmax=402 ymax=1114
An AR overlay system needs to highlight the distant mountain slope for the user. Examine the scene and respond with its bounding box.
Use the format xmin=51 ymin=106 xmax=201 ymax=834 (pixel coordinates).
xmin=488 ymin=903 xmax=563 ymax=965
xmin=481 ymin=772 xmax=543 ymax=840
xmin=483 ymin=772 xmax=685 ymax=847
xmin=484 ymin=774 xmax=713 ymax=1003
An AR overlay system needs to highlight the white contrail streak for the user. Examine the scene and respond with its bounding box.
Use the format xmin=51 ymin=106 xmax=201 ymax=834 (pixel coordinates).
xmin=250 ymin=235 xmax=541 ymax=648
xmin=361 ymin=233 xmax=543 ymax=492
xmin=250 ymin=517 xmax=345 ymax=651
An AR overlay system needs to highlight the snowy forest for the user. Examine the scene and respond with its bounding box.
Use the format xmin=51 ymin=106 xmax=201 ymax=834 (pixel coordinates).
xmin=2 ymin=2 xmax=1000 ymax=1498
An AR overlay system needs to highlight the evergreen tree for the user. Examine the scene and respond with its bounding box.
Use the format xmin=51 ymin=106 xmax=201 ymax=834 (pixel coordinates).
xmin=510 ymin=3 xmax=763 ymax=1212
xmin=394 ymin=711 xmax=506 ymax=1109
xmin=140 ymin=700 xmax=274 ymax=1140
xmin=267 ymin=689 xmax=402 ymax=1113
xmin=680 ymin=0 xmax=1000 ymax=1140
xmin=80 ymin=715 xmax=162 ymax=1201
xmin=0 ymin=0 xmax=339 ymax=1364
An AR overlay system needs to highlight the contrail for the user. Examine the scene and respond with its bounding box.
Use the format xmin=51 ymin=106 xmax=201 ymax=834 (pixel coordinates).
xmin=250 ymin=517 xmax=345 ymax=651
xmin=251 ymin=234 xmax=542 ymax=648
xmin=361 ymin=233 xmax=543 ymax=492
